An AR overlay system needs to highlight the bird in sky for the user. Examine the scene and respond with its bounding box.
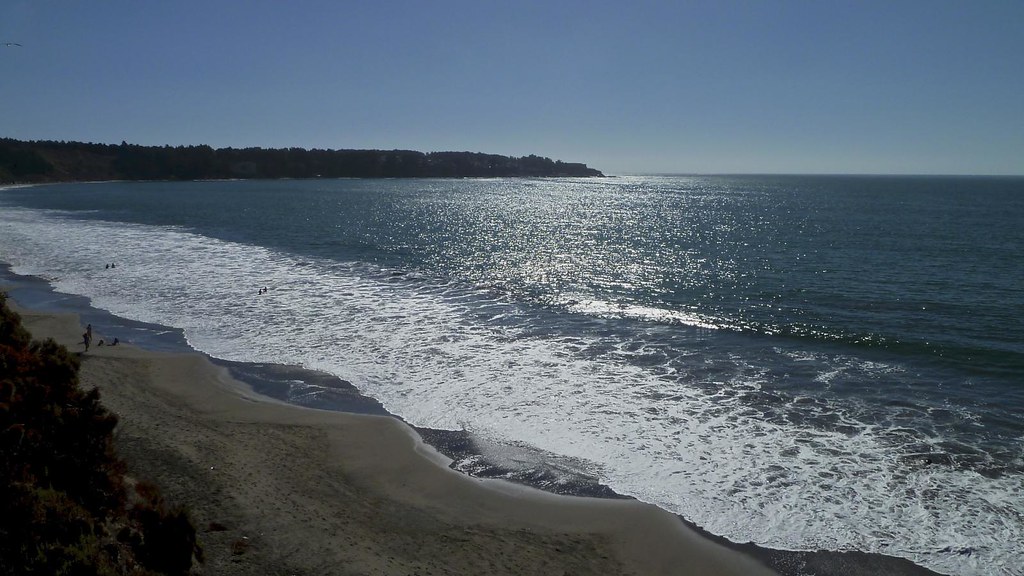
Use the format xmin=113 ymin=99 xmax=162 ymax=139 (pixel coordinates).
xmin=3 ymin=42 xmax=22 ymax=47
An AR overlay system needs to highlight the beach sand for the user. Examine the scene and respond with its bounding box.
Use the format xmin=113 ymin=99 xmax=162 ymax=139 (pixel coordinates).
xmin=16 ymin=303 xmax=778 ymax=576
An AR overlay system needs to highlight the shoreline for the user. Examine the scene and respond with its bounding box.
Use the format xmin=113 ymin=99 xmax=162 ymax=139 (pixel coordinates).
xmin=8 ymin=295 xmax=778 ymax=575
xmin=0 ymin=263 xmax=944 ymax=575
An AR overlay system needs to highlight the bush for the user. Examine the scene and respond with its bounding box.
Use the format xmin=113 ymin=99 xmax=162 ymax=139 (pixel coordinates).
xmin=130 ymin=482 xmax=200 ymax=574
xmin=0 ymin=293 xmax=200 ymax=575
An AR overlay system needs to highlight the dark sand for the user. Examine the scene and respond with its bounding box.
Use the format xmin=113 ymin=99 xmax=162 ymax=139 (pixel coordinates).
xmin=16 ymin=303 xmax=779 ymax=576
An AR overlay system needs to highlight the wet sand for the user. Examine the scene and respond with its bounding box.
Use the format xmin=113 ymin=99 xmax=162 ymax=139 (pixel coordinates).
xmin=15 ymin=302 xmax=777 ymax=576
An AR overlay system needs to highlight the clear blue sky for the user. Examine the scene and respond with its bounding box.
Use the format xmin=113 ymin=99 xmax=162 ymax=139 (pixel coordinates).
xmin=2 ymin=1 xmax=1022 ymax=175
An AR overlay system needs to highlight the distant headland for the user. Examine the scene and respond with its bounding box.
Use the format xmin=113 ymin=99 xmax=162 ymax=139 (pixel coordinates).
xmin=0 ymin=138 xmax=603 ymax=183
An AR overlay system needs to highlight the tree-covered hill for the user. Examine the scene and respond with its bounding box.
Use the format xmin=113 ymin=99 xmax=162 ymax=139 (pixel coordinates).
xmin=0 ymin=138 xmax=604 ymax=183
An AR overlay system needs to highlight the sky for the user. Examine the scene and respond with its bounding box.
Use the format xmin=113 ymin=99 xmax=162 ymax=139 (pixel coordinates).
xmin=1 ymin=1 xmax=1022 ymax=175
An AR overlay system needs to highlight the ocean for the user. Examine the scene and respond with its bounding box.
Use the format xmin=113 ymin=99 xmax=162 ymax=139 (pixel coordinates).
xmin=1 ymin=175 xmax=1021 ymax=575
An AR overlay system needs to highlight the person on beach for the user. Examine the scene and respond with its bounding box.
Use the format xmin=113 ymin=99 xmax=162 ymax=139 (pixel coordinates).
xmin=81 ymin=324 xmax=94 ymax=351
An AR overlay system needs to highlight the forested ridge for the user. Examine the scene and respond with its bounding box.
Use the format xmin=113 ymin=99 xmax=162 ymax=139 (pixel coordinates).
xmin=0 ymin=138 xmax=603 ymax=183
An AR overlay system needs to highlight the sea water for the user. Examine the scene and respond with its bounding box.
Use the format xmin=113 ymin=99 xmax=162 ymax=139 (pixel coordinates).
xmin=1 ymin=176 xmax=1022 ymax=576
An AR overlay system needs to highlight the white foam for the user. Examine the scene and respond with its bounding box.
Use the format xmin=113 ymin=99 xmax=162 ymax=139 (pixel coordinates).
xmin=1 ymin=206 xmax=1021 ymax=576
xmin=562 ymin=296 xmax=722 ymax=329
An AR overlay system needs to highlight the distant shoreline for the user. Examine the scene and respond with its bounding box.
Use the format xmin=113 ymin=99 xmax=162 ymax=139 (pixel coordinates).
xmin=0 ymin=137 xmax=604 ymax=183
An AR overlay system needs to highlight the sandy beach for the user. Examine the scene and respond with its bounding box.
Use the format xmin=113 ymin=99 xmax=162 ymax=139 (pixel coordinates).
xmin=14 ymin=302 xmax=777 ymax=576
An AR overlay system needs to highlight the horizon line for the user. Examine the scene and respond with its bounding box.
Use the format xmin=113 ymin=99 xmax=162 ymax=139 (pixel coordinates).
xmin=610 ymin=171 xmax=1024 ymax=178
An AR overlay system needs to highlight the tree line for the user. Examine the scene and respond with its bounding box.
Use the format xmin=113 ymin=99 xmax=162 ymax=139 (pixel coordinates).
xmin=0 ymin=138 xmax=604 ymax=183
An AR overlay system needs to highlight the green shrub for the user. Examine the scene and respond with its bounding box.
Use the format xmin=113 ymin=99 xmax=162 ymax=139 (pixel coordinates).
xmin=130 ymin=482 xmax=201 ymax=575
xmin=0 ymin=293 xmax=199 ymax=575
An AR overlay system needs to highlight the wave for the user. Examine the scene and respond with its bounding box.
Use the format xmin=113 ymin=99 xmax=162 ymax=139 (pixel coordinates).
xmin=546 ymin=290 xmax=1024 ymax=383
xmin=1 ymin=205 xmax=1022 ymax=576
